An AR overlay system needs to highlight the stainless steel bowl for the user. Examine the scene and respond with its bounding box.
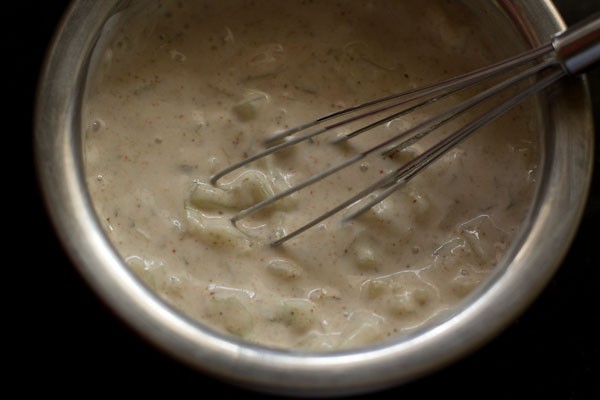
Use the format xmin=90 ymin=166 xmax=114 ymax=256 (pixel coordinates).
xmin=34 ymin=1 xmax=594 ymax=397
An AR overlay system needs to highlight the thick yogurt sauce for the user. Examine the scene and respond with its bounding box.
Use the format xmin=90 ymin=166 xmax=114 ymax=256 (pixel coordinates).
xmin=83 ymin=0 xmax=540 ymax=350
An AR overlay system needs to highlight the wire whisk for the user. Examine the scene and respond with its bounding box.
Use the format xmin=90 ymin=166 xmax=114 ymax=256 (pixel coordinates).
xmin=211 ymin=13 xmax=600 ymax=246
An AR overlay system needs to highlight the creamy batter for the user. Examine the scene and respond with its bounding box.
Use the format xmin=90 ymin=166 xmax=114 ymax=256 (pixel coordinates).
xmin=83 ymin=0 xmax=540 ymax=350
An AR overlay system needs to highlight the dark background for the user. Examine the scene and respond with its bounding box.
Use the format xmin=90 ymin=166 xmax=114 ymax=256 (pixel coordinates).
xmin=18 ymin=1 xmax=599 ymax=398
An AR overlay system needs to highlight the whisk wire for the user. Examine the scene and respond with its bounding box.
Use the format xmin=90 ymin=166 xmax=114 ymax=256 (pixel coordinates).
xmin=208 ymin=13 xmax=600 ymax=246
xmin=262 ymin=43 xmax=554 ymax=147
xmin=345 ymin=67 xmax=566 ymax=222
xmin=211 ymin=44 xmax=554 ymax=186
xmin=232 ymin=57 xmax=558 ymax=229
xmin=272 ymin=67 xmax=565 ymax=246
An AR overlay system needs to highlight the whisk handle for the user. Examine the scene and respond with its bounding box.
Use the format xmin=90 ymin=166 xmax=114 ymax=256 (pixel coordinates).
xmin=553 ymin=12 xmax=600 ymax=75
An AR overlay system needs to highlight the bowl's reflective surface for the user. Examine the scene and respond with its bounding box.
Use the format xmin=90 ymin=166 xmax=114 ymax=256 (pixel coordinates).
xmin=34 ymin=0 xmax=594 ymax=397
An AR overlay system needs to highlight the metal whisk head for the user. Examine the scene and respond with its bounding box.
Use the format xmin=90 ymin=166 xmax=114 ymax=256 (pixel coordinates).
xmin=211 ymin=13 xmax=600 ymax=246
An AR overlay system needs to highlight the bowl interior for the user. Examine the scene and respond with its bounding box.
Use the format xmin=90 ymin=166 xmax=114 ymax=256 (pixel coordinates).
xmin=35 ymin=0 xmax=593 ymax=396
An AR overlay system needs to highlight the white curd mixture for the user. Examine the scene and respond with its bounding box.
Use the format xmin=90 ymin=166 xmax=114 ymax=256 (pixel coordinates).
xmin=83 ymin=0 xmax=540 ymax=350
